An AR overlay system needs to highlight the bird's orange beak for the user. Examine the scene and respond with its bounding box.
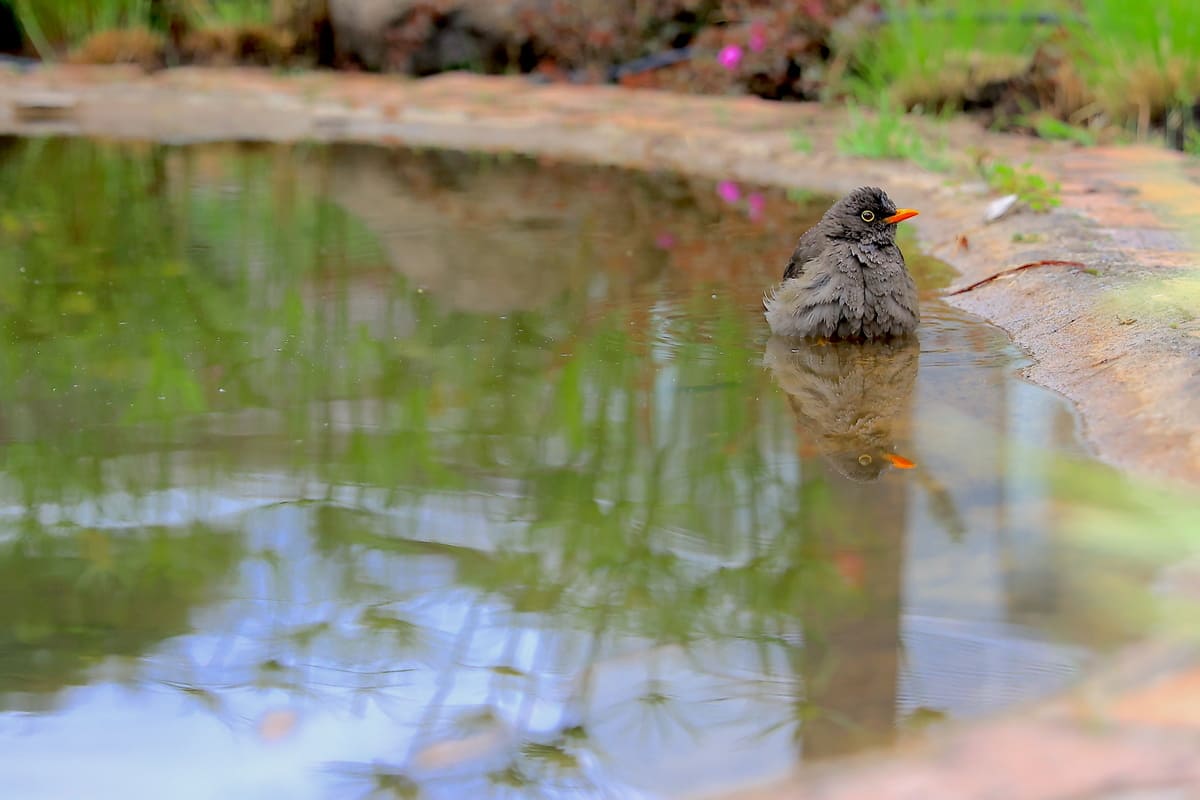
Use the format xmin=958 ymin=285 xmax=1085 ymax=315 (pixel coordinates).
xmin=883 ymin=208 xmax=919 ymax=224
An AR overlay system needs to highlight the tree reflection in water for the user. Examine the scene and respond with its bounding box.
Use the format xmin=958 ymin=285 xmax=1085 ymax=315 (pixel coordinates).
xmin=0 ymin=138 xmax=1147 ymax=799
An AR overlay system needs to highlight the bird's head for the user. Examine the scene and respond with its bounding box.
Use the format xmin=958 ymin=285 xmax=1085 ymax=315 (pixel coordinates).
xmin=821 ymin=186 xmax=919 ymax=246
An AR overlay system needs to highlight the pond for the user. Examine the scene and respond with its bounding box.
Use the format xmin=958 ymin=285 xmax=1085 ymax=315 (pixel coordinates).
xmin=0 ymin=138 xmax=1193 ymax=800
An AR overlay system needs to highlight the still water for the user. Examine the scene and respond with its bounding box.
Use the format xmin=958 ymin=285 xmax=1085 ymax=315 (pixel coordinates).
xmin=0 ymin=138 xmax=1185 ymax=799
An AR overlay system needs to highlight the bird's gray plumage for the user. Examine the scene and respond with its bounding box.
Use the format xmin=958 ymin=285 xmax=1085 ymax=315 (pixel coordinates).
xmin=765 ymin=187 xmax=919 ymax=340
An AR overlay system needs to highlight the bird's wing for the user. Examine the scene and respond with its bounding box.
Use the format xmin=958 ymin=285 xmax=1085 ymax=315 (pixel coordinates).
xmin=782 ymin=227 xmax=824 ymax=280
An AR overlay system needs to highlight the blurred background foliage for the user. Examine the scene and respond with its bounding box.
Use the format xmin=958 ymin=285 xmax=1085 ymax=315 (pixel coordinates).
xmin=3 ymin=2 xmax=1200 ymax=148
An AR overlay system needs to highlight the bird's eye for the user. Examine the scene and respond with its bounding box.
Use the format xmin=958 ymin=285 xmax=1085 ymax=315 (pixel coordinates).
xmin=861 ymin=210 xmax=875 ymax=222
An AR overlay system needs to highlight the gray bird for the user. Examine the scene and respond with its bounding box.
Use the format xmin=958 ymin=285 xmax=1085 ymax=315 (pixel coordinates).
xmin=764 ymin=187 xmax=920 ymax=340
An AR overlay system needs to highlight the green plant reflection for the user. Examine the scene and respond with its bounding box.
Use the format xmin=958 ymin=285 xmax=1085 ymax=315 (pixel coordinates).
xmin=0 ymin=138 xmax=1191 ymax=799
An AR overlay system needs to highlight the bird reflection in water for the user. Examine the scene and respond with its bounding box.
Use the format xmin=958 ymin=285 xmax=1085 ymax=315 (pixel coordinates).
xmin=763 ymin=334 xmax=962 ymax=759
xmin=763 ymin=335 xmax=920 ymax=483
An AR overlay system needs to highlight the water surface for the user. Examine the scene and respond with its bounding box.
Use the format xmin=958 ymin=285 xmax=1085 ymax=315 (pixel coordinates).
xmin=0 ymin=139 xmax=1179 ymax=799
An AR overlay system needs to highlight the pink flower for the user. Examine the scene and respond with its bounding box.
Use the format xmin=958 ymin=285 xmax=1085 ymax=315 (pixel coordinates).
xmin=655 ymin=232 xmax=677 ymax=250
xmin=716 ymin=181 xmax=741 ymax=204
xmin=747 ymin=192 xmax=766 ymax=221
xmin=717 ymin=44 xmax=743 ymax=71
xmin=749 ymin=23 xmax=767 ymax=53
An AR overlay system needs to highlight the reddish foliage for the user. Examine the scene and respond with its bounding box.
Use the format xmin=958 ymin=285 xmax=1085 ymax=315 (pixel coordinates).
xmin=519 ymin=0 xmax=860 ymax=98
xmin=366 ymin=0 xmax=863 ymax=99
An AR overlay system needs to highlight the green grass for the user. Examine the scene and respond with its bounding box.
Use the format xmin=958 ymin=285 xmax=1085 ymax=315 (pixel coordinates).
xmin=836 ymin=103 xmax=951 ymax=172
xmin=201 ymin=0 xmax=272 ymax=26
xmin=1023 ymin=115 xmax=1098 ymax=146
xmin=841 ymin=1 xmax=1200 ymax=142
xmin=1070 ymin=0 xmax=1200 ymax=132
xmin=1185 ymin=130 xmax=1200 ymax=158
xmin=12 ymin=0 xmax=274 ymax=56
xmin=838 ymin=0 xmax=1052 ymax=110
xmin=784 ymin=187 xmax=824 ymax=206
xmin=13 ymin=0 xmax=153 ymax=55
xmin=982 ymin=160 xmax=1061 ymax=212
xmin=788 ymin=130 xmax=813 ymax=154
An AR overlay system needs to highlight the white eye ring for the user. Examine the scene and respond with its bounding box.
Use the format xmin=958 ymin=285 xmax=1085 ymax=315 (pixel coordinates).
xmin=861 ymin=210 xmax=875 ymax=222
